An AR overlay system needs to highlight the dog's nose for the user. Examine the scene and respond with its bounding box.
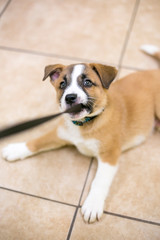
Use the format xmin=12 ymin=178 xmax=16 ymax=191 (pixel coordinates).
xmin=65 ymin=94 xmax=77 ymax=104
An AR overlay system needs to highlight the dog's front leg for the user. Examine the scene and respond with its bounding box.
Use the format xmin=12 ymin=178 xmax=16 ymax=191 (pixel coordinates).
xmin=81 ymin=156 xmax=118 ymax=223
xmin=2 ymin=124 xmax=69 ymax=162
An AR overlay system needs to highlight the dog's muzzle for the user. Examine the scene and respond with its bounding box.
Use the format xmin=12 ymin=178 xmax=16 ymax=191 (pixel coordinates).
xmin=62 ymin=93 xmax=94 ymax=120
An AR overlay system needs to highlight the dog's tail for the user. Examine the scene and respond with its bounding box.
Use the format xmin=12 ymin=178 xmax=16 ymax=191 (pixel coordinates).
xmin=140 ymin=44 xmax=160 ymax=61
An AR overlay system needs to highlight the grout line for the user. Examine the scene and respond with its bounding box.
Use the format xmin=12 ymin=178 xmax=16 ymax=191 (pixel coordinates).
xmin=66 ymin=158 xmax=94 ymax=240
xmin=104 ymin=211 xmax=160 ymax=227
xmin=78 ymin=158 xmax=94 ymax=206
xmin=76 ymin=203 xmax=160 ymax=227
xmin=0 ymin=45 xmax=146 ymax=72
xmin=0 ymin=0 xmax=12 ymax=18
xmin=0 ymin=186 xmax=77 ymax=208
xmin=0 ymin=45 xmax=115 ymax=66
xmin=66 ymin=207 xmax=79 ymax=240
xmin=118 ymin=0 xmax=140 ymax=68
xmin=1 ymin=173 xmax=160 ymax=228
xmin=0 ymin=45 xmax=116 ymax=68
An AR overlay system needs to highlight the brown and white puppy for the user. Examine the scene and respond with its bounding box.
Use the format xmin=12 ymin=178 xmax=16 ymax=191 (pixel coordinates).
xmin=2 ymin=45 xmax=160 ymax=223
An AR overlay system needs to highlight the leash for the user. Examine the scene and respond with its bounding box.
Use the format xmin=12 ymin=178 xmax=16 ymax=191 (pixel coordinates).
xmin=0 ymin=104 xmax=83 ymax=139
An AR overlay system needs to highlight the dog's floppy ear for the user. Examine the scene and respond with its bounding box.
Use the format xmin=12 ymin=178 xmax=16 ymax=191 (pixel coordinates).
xmin=90 ymin=63 xmax=118 ymax=89
xmin=42 ymin=64 xmax=65 ymax=81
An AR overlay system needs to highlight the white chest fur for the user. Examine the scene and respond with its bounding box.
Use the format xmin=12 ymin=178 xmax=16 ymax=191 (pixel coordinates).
xmin=58 ymin=119 xmax=99 ymax=157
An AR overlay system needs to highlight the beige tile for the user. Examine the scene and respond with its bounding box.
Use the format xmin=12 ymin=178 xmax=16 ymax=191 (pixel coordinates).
xmin=118 ymin=68 xmax=136 ymax=79
xmin=81 ymin=133 xmax=160 ymax=223
xmin=0 ymin=146 xmax=90 ymax=204
xmin=122 ymin=0 xmax=160 ymax=69
xmin=114 ymin=67 xmax=136 ymax=82
xmin=0 ymin=51 xmax=90 ymax=205
xmin=0 ymin=189 xmax=75 ymax=240
xmin=71 ymin=209 xmax=160 ymax=240
xmin=0 ymin=0 xmax=8 ymax=12
xmin=0 ymin=0 xmax=136 ymax=64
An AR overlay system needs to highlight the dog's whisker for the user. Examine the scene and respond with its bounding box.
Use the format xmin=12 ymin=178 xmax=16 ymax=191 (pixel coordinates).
xmin=88 ymin=96 xmax=96 ymax=99
xmin=86 ymin=102 xmax=93 ymax=111
xmin=88 ymin=96 xmax=96 ymax=101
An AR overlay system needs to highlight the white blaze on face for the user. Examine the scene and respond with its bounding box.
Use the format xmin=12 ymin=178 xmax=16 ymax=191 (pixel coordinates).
xmin=60 ymin=64 xmax=88 ymax=111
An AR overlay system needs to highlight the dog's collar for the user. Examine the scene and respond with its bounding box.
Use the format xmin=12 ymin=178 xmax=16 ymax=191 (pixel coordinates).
xmin=72 ymin=116 xmax=97 ymax=126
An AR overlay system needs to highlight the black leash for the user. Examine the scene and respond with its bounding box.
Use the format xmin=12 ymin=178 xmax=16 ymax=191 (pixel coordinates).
xmin=0 ymin=104 xmax=83 ymax=139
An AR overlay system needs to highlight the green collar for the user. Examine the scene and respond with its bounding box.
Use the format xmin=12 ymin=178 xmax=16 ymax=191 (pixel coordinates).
xmin=72 ymin=116 xmax=96 ymax=126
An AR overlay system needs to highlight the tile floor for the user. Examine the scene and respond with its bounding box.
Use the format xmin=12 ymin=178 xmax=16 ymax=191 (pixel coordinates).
xmin=0 ymin=0 xmax=160 ymax=239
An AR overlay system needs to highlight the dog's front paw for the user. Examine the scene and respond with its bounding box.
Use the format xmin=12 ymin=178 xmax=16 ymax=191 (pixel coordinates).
xmin=2 ymin=143 xmax=33 ymax=161
xmin=81 ymin=194 xmax=104 ymax=223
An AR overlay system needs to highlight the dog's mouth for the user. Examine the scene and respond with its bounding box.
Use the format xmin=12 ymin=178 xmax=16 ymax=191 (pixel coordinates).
xmin=66 ymin=103 xmax=92 ymax=120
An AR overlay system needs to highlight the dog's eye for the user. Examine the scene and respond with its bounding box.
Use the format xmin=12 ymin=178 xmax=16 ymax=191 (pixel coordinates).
xmin=83 ymin=79 xmax=93 ymax=88
xmin=60 ymin=80 xmax=67 ymax=89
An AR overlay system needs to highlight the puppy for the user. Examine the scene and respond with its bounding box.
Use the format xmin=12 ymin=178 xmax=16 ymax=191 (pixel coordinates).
xmin=2 ymin=45 xmax=160 ymax=223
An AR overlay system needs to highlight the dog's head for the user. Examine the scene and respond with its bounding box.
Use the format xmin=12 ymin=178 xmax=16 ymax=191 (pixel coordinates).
xmin=43 ymin=63 xmax=117 ymax=120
